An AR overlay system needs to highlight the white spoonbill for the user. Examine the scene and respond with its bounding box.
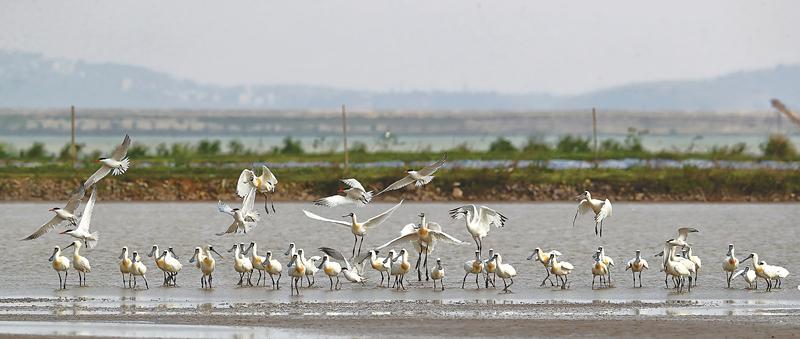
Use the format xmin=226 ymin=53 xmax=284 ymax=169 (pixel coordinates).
xmin=263 ymin=251 xmax=283 ymax=289
xmin=363 ymin=249 xmax=391 ymax=287
xmin=431 ymin=258 xmax=445 ymax=291
xmin=723 ymin=244 xmax=739 ymax=288
xmin=147 ymin=245 xmax=171 ymax=286
xmin=48 ymin=246 xmax=70 ymax=290
xmin=190 ymin=245 xmax=223 ymax=289
xmin=625 ymin=250 xmax=649 ymax=288
xmin=527 ymin=248 xmax=556 ymax=287
xmin=118 ymin=247 xmax=133 ymax=288
xmin=488 ymin=253 xmax=517 ymax=293
xmin=228 ymin=243 xmax=253 ymax=286
xmin=216 ymin=190 xmax=261 ymax=236
xmin=461 ymin=250 xmax=484 ymax=289
xmin=130 ymin=251 xmax=148 ymax=289
xmin=374 ymin=154 xmax=447 ymax=196
xmin=158 ymin=249 xmax=182 ymax=286
xmin=682 ymin=246 xmax=702 ymax=286
xmin=483 ymin=248 xmax=497 ymax=288
xmin=572 ymin=191 xmax=612 ymax=237
xmin=83 ymin=134 xmax=132 ymax=189
xmin=591 ymin=251 xmax=609 ymax=289
xmin=548 ymin=251 xmax=574 ymax=289
xmin=665 ymin=239 xmax=692 ymax=292
xmin=741 ymin=253 xmax=787 ymax=291
xmin=318 ymin=247 xmax=368 ymax=286
xmin=60 ymin=188 xmax=99 ymax=249
xmin=237 ymin=165 xmax=278 ymax=213
xmin=314 ymin=179 xmax=373 ymax=207
xmin=296 ymin=248 xmax=321 ymax=287
xmin=732 ymin=266 xmax=757 ymax=289
xmin=595 ymin=246 xmax=615 ymax=284
xmin=375 ymin=213 xmax=465 ymax=281
xmin=23 ymin=186 xmax=85 ymax=240
xmin=449 ymin=205 xmax=507 ymax=257
xmin=387 ymin=248 xmax=411 ymax=290
xmin=303 ymin=200 xmax=403 ymax=257
xmin=287 ymin=253 xmax=305 ymax=295
xmin=316 ymin=254 xmax=343 ymax=290
xmin=64 ymin=241 xmax=90 ymax=286
xmin=244 ymin=242 xmax=267 ymax=286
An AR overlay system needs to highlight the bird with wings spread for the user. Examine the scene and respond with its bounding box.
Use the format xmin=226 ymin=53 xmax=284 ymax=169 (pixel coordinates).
xmin=217 ymin=189 xmax=261 ymax=236
xmin=375 ymin=154 xmax=447 ymax=196
xmin=572 ymin=191 xmax=613 ymax=237
xmin=60 ymin=188 xmax=99 ymax=249
xmin=449 ymin=204 xmax=507 ymax=257
xmin=83 ymin=134 xmax=132 ymax=190
xmin=237 ymin=165 xmax=278 ymax=213
xmin=314 ymin=178 xmax=373 ymax=207
xmin=303 ymin=200 xmax=403 ymax=258
xmin=375 ymin=213 xmax=465 ymax=281
xmin=23 ymin=186 xmax=86 ymax=241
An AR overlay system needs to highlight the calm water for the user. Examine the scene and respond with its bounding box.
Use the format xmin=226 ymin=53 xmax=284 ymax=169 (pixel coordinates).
xmin=2 ymin=202 xmax=798 ymax=302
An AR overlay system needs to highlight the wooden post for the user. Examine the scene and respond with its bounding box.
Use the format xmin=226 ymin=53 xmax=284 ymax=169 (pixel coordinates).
xmin=342 ymin=104 xmax=349 ymax=174
xmin=70 ymin=105 xmax=77 ymax=168
xmin=592 ymin=107 xmax=598 ymax=166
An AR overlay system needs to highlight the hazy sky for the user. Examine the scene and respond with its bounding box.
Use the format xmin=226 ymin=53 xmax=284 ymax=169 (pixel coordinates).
xmin=1 ymin=1 xmax=798 ymax=95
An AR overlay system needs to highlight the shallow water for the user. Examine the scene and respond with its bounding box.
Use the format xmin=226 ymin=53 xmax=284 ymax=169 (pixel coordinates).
xmin=2 ymin=202 xmax=798 ymax=302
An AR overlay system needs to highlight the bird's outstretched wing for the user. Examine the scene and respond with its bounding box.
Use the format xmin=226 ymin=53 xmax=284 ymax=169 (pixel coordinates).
xmin=340 ymin=178 xmax=366 ymax=191
xmin=426 ymin=221 xmax=443 ymax=232
xmin=375 ymin=176 xmax=414 ymax=196
xmin=83 ymin=167 xmax=113 ymax=189
xmin=363 ymin=200 xmax=403 ymax=228
xmin=241 ymin=188 xmax=259 ymax=220
xmin=417 ymin=154 xmax=447 ymax=176
xmin=22 ymin=215 xmax=65 ymax=240
xmin=430 ymin=230 xmax=465 ymax=245
xmin=319 ymin=247 xmax=347 ymax=261
xmin=479 ymin=205 xmax=507 ymax=228
xmin=76 ymin=189 xmax=97 ymax=232
xmin=262 ymin=166 xmax=278 ymax=186
xmin=399 ymin=223 xmax=417 ymax=236
xmin=237 ymin=169 xmax=256 ymax=198
xmin=572 ymin=199 xmax=593 ymax=227
xmin=375 ymin=233 xmax=418 ymax=250
xmin=314 ymin=195 xmax=351 ymax=208
xmin=64 ymin=186 xmax=86 ymax=213
xmin=303 ymin=210 xmax=350 ymax=227
xmin=111 ymin=134 xmax=132 ymax=160
xmin=595 ymin=199 xmax=612 ymax=224
xmin=217 ymin=201 xmax=235 ymax=216
xmin=448 ymin=204 xmax=477 ymax=220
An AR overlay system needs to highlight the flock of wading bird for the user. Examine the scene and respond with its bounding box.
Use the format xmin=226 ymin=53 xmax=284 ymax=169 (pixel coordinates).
xmin=24 ymin=135 xmax=791 ymax=294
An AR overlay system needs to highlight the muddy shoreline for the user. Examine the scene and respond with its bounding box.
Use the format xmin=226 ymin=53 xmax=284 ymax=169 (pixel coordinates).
xmin=1 ymin=176 xmax=799 ymax=202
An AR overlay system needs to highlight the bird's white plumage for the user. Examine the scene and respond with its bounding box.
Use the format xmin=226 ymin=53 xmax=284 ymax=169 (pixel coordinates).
xmin=83 ymin=134 xmax=131 ymax=189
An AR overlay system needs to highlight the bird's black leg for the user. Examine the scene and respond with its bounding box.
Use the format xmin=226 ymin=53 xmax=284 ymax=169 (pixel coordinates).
xmin=424 ymin=250 xmax=430 ymax=281
xmin=352 ymin=234 xmax=358 ymax=258
xmin=357 ymin=235 xmax=364 ymax=257
xmin=415 ymin=251 xmax=423 ymax=281
xmin=462 ymin=273 xmax=468 ymax=288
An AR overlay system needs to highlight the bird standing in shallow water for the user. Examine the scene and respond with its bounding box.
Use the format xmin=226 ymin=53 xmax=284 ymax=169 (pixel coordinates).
xmin=625 ymin=250 xmax=649 ymax=288
xmin=48 ymin=246 xmax=70 ymax=290
xmin=723 ymin=244 xmax=739 ymax=288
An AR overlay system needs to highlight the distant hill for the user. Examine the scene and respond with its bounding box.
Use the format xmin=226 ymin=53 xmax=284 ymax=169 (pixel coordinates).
xmin=0 ymin=50 xmax=797 ymax=111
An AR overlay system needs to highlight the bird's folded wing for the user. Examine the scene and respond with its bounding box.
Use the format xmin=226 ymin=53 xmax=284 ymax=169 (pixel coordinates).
xmin=375 ymin=233 xmax=417 ymax=250
xmin=314 ymin=195 xmax=350 ymax=207
xmin=303 ymin=210 xmax=350 ymax=226
xmin=22 ymin=216 xmax=64 ymax=240
xmin=417 ymin=154 xmax=447 ymax=176
xmin=595 ymin=200 xmax=612 ymax=223
xmin=375 ymin=176 xmax=414 ymax=196
xmin=479 ymin=205 xmax=507 ymax=228
xmin=561 ymin=262 xmax=574 ymax=270
xmin=263 ymin=166 xmax=278 ymax=185
xmin=236 ymin=169 xmax=255 ymax=198
xmin=83 ymin=166 xmax=112 ymax=189
xmin=111 ymin=134 xmax=132 ymax=160
xmin=340 ymin=178 xmax=366 ymax=191
xmin=217 ymin=201 xmax=235 ymax=216
xmin=431 ymin=230 xmax=465 ymax=245
xmin=363 ymin=200 xmax=403 ymax=228
xmin=76 ymin=189 xmax=97 ymax=232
